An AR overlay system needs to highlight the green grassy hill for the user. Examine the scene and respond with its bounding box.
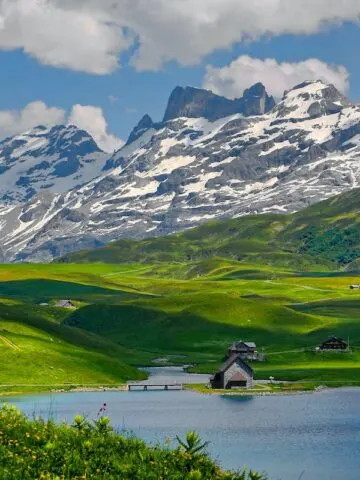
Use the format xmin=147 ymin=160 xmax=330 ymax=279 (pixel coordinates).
xmin=58 ymin=188 xmax=360 ymax=269
xmin=1 ymin=262 xmax=360 ymax=388
xmin=0 ymin=299 xmax=146 ymax=394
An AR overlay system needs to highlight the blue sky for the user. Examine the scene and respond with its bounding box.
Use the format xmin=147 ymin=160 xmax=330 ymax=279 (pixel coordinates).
xmin=1 ymin=1 xmax=360 ymax=151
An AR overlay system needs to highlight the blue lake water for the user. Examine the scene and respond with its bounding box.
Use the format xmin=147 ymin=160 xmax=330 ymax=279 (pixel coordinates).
xmin=3 ymin=368 xmax=360 ymax=480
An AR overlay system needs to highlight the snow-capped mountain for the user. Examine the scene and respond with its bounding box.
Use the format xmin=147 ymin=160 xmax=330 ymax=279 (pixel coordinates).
xmin=0 ymin=124 xmax=108 ymax=203
xmin=1 ymin=80 xmax=360 ymax=262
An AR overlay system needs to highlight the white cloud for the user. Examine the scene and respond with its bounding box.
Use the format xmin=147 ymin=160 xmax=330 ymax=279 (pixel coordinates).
xmin=0 ymin=0 xmax=131 ymax=74
xmin=203 ymin=56 xmax=350 ymax=99
xmin=0 ymin=101 xmax=65 ymax=138
xmin=68 ymin=105 xmax=124 ymax=153
xmin=0 ymin=100 xmax=123 ymax=153
xmin=1 ymin=0 xmax=360 ymax=73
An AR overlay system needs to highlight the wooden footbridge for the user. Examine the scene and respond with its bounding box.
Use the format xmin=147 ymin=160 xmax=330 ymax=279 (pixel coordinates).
xmin=127 ymin=383 xmax=183 ymax=391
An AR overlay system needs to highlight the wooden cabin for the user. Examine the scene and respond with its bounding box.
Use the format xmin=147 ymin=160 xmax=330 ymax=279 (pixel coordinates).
xmin=319 ymin=337 xmax=348 ymax=351
xmin=228 ymin=341 xmax=257 ymax=360
xmin=210 ymin=354 xmax=253 ymax=389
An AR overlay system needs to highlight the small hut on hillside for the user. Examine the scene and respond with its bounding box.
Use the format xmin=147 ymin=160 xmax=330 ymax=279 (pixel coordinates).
xmin=228 ymin=341 xmax=257 ymax=360
xmin=210 ymin=354 xmax=253 ymax=389
xmin=319 ymin=337 xmax=348 ymax=351
xmin=55 ymin=300 xmax=76 ymax=309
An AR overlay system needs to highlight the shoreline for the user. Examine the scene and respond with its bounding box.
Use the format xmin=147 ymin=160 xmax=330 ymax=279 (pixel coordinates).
xmin=2 ymin=383 xmax=359 ymax=398
xmin=184 ymin=386 xmax=319 ymax=396
xmin=0 ymin=384 xmax=128 ymax=397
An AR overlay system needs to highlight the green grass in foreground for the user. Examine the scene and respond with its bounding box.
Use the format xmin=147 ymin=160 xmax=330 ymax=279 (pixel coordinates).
xmin=0 ymin=404 xmax=265 ymax=480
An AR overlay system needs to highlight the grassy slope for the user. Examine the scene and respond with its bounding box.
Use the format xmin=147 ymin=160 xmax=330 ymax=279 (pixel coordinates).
xmin=1 ymin=262 xmax=360 ymax=387
xmin=0 ymin=283 xmax=148 ymax=392
xmin=58 ymin=189 xmax=360 ymax=270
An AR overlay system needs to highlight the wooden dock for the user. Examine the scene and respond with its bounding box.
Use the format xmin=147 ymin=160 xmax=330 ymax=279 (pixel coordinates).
xmin=127 ymin=384 xmax=183 ymax=391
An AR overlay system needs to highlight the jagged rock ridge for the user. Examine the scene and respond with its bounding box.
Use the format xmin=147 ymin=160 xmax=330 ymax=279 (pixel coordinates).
xmin=162 ymin=83 xmax=275 ymax=122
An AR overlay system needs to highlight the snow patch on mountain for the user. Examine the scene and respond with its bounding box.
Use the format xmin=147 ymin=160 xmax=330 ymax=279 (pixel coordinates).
xmin=0 ymin=125 xmax=108 ymax=204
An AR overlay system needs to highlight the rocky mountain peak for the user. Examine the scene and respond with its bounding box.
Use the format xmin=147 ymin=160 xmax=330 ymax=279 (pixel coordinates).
xmin=162 ymin=84 xmax=275 ymax=123
xmin=244 ymin=82 xmax=266 ymax=96
xmin=162 ymin=86 xmax=225 ymax=122
xmin=277 ymin=80 xmax=351 ymax=120
xmin=242 ymin=82 xmax=276 ymax=116
xmin=6 ymin=124 xmax=103 ymax=157
xmin=53 ymin=124 xmax=103 ymax=151
xmin=126 ymin=114 xmax=155 ymax=145
xmin=0 ymin=123 xmax=107 ymax=204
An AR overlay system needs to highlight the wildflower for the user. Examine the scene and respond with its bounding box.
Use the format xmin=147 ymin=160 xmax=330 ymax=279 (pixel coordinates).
xmin=74 ymin=415 xmax=84 ymax=425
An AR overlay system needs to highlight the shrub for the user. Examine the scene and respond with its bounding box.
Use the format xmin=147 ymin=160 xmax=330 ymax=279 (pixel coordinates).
xmin=0 ymin=404 xmax=266 ymax=480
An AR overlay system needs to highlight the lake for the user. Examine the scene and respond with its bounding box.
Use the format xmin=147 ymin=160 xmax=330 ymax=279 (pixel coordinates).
xmin=3 ymin=368 xmax=360 ymax=480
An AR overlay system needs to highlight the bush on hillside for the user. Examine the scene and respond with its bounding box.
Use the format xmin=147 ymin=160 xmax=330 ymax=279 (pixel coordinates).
xmin=0 ymin=404 xmax=266 ymax=480
xmin=298 ymin=226 xmax=359 ymax=265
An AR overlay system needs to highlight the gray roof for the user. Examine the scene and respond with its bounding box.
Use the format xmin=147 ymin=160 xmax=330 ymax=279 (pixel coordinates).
xmin=322 ymin=337 xmax=347 ymax=344
xmin=230 ymin=341 xmax=256 ymax=349
xmin=217 ymin=353 xmax=253 ymax=376
xmin=56 ymin=300 xmax=74 ymax=306
xmin=219 ymin=353 xmax=239 ymax=372
xmin=244 ymin=342 xmax=256 ymax=348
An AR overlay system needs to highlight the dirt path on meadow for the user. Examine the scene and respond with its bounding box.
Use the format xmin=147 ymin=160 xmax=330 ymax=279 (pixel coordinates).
xmin=0 ymin=334 xmax=20 ymax=351
xmin=265 ymin=280 xmax=329 ymax=292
